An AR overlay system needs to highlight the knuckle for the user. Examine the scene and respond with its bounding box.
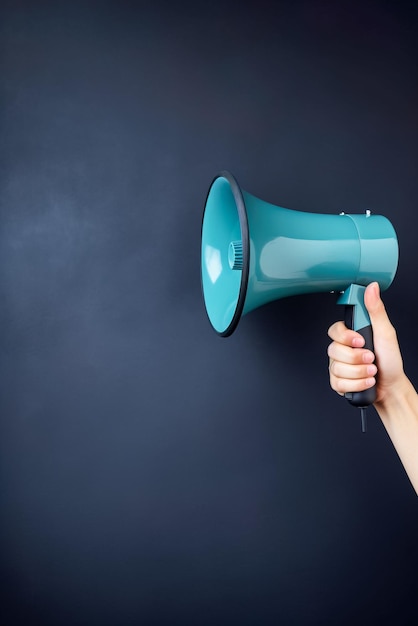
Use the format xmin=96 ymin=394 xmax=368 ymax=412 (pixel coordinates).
xmin=333 ymin=377 xmax=345 ymax=394
xmin=330 ymin=360 xmax=340 ymax=376
xmin=328 ymin=320 xmax=344 ymax=340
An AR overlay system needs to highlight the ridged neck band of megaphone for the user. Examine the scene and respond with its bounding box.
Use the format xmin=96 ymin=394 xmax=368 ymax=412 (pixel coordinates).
xmin=201 ymin=171 xmax=398 ymax=337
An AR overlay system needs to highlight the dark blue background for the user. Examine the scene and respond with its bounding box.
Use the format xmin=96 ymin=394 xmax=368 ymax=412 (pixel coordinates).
xmin=1 ymin=1 xmax=417 ymax=624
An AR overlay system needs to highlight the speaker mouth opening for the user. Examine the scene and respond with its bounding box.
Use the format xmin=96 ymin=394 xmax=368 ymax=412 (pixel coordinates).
xmin=201 ymin=170 xmax=250 ymax=337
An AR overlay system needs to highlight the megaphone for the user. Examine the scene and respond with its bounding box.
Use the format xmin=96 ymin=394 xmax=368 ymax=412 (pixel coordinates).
xmin=201 ymin=171 xmax=399 ymax=430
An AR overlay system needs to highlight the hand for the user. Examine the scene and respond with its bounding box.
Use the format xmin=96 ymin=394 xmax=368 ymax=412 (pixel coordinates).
xmin=328 ymin=282 xmax=404 ymax=405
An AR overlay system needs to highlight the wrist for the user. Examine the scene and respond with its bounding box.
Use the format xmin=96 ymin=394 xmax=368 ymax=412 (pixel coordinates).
xmin=375 ymin=373 xmax=418 ymax=419
xmin=374 ymin=373 xmax=418 ymax=495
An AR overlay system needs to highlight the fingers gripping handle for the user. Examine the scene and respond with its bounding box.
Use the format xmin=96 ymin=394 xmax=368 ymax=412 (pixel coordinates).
xmin=342 ymin=319 xmax=376 ymax=407
xmin=337 ymin=285 xmax=377 ymax=432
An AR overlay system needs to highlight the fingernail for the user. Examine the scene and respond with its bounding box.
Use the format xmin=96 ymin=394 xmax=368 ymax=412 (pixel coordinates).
xmin=370 ymin=281 xmax=380 ymax=298
xmin=352 ymin=336 xmax=365 ymax=348
xmin=363 ymin=352 xmax=374 ymax=363
xmin=367 ymin=364 xmax=377 ymax=376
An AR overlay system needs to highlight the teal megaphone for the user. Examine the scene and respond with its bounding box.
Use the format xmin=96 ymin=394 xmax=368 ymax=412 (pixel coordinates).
xmin=201 ymin=171 xmax=399 ymax=430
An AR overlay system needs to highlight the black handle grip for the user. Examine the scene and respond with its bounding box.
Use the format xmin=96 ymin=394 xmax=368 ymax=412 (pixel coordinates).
xmin=343 ymin=321 xmax=377 ymax=408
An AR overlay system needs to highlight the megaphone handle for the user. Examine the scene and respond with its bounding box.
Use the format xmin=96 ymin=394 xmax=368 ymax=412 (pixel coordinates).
xmin=337 ymin=285 xmax=377 ymax=432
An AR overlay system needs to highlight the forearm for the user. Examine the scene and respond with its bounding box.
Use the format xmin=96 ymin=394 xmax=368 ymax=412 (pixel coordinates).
xmin=374 ymin=374 xmax=418 ymax=495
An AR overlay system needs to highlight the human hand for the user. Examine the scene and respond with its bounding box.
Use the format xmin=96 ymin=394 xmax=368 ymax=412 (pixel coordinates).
xmin=328 ymin=282 xmax=405 ymax=406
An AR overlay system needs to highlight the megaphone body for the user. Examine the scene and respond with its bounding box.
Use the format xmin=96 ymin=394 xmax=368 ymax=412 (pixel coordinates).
xmin=201 ymin=171 xmax=399 ymax=428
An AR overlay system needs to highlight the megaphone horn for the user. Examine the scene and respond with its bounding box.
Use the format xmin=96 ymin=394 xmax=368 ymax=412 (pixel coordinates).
xmin=201 ymin=171 xmax=399 ymax=431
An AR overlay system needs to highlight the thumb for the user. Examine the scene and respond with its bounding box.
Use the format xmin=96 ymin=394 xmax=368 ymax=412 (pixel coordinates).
xmin=364 ymin=282 xmax=395 ymax=340
xmin=363 ymin=284 xmax=404 ymax=396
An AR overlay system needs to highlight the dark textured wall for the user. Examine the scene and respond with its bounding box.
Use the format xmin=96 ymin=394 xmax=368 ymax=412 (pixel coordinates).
xmin=1 ymin=1 xmax=417 ymax=624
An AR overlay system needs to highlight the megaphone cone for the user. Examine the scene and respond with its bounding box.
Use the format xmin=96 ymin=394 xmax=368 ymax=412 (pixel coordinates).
xmin=201 ymin=171 xmax=398 ymax=336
